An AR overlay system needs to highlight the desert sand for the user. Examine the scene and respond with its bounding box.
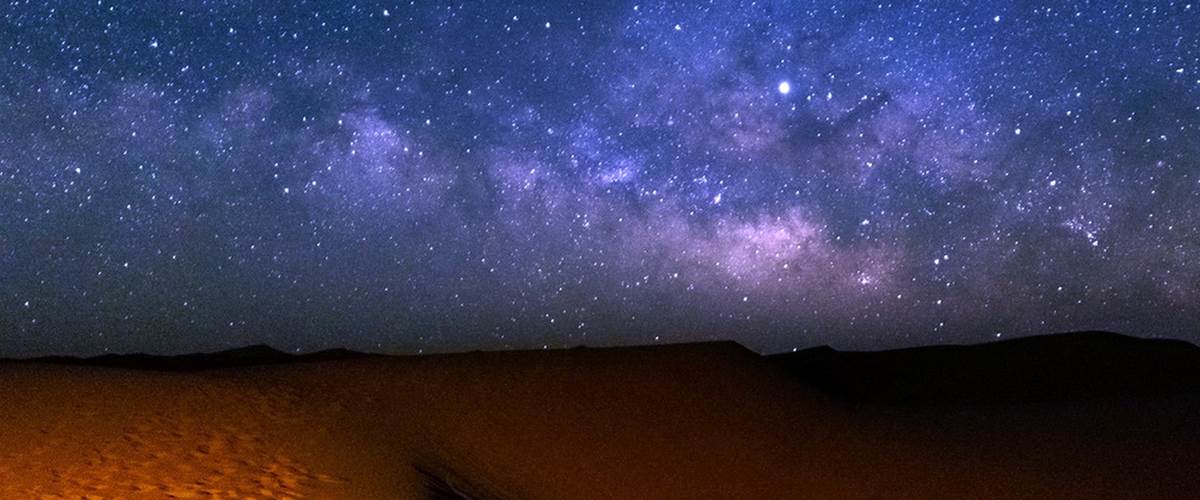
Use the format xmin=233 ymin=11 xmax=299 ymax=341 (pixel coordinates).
xmin=1 ymin=341 xmax=1198 ymax=499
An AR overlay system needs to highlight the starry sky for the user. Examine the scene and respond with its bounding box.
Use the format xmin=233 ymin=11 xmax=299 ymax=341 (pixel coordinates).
xmin=2 ymin=1 xmax=1199 ymax=356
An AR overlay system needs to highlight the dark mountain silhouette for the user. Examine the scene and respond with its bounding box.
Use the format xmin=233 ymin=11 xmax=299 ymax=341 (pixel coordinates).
xmin=19 ymin=345 xmax=373 ymax=371
xmin=769 ymin=331 xmax=1200 ymax=405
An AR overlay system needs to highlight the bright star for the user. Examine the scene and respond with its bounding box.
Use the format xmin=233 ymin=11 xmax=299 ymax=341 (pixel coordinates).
xmin=777 ymin=81 xmax=791 ymax=95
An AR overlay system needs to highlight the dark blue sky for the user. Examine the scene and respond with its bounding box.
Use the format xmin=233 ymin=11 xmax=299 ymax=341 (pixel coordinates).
xmin=2 ymin=1 xmax=1198 ymax=356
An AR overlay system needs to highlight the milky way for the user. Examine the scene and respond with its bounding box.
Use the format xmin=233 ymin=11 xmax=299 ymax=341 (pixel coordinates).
xmin=2 ymin=1 xmax=1199 ymax=355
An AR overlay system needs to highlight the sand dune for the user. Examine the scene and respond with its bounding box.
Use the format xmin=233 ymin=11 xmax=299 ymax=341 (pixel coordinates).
xmin=2 ymin=339 xmax=1198 ymax=498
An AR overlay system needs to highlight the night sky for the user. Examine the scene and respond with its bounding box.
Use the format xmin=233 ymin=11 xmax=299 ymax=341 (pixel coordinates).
xmin=2 ymin=1 xmax=1198 ymax=356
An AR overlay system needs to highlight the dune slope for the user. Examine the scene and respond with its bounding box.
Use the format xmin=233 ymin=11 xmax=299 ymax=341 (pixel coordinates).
xmin=1 ymin=339 xmax=1198 ymax=499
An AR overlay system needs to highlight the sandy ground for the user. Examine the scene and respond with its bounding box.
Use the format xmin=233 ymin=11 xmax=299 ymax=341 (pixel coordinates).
xmin=1 ymin=342 xmax=1197 ymax=499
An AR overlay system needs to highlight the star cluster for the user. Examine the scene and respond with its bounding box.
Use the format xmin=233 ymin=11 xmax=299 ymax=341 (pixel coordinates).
xmin=2 ymin=1 xmax=1199 ymax=355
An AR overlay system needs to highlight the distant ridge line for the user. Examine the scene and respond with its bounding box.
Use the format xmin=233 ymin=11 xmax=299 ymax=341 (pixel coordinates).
xmin=8 ymin=344 xmax=375 ymax=371
xmin=769 ymin=330 xmax=1200 ymax=405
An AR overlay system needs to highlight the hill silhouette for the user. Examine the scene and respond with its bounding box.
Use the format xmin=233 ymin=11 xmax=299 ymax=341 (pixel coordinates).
xmin=21 ymin=345 xmax=373 ymax=371
xmin=769 ymin=331 xmax=1200 ymax=405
